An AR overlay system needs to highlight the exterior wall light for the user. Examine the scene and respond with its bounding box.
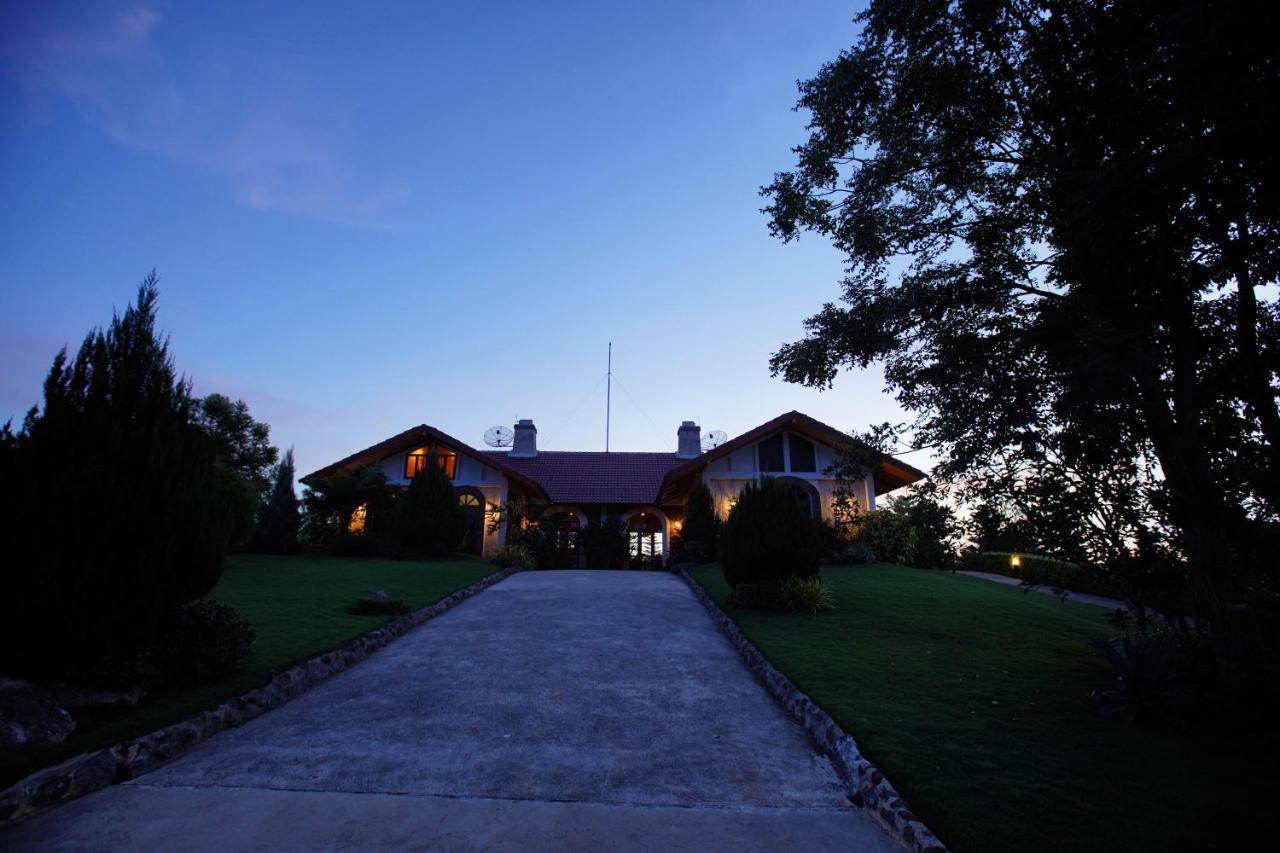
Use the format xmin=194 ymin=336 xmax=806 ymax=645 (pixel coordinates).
xmin=1010 ymin=554 xmax=1022 ymax=569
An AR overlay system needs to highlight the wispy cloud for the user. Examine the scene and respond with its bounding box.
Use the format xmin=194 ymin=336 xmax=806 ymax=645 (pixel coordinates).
xmin=1 ymin=2 xmax=411 ymax=227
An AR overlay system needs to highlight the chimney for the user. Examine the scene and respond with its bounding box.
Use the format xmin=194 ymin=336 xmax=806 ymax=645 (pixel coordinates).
xmin=510 ymin=419 xmax=537 ymax=457
xmin=676 ymin=421 xmax=701 ymax=459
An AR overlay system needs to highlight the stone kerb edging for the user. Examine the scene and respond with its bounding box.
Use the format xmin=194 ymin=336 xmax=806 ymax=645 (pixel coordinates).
xmin=0 ymin=567 xmax=518 ymax=828
xmin=678 ymin=570 xmax=947 ymax=853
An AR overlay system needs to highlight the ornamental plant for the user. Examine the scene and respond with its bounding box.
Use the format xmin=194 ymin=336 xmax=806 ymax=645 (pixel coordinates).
xmin=719 ymin=477 xmax=821 ymax=591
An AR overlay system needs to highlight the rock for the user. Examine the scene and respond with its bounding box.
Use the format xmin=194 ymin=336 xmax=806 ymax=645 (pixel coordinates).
xmin=53 ymin=686 xmax=145 ymax=711
xmin=0 ymin=677 xmax=75 ymax=748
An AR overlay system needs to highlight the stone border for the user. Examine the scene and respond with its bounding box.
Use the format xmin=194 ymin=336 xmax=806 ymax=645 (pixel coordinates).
xmin=0 ymin=567 xmax=517 ymax=828
xmin=679 ymin=570 xmax=947 ymax=853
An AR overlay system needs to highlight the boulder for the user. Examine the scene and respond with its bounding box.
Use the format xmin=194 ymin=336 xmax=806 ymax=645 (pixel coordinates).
xmin=0 ymin=677 xmax=75 ymax=748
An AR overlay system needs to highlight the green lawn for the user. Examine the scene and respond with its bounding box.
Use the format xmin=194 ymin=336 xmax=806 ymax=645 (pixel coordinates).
xmin=1 ymin=553 xmax=494 ymax=790
xmin=690 ymin=563 xmax=1268 ymax=853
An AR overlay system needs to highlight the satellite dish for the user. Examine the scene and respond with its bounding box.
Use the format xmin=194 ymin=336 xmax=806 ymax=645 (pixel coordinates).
xmin=483 ymin=425 xmax=514 ymax=448
xmin=701 ymin=429 xmax=728 ymax=451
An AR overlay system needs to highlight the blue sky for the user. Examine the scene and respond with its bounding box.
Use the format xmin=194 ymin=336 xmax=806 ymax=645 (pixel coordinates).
xmin=0 ymin=1 xmax=920 ymax=477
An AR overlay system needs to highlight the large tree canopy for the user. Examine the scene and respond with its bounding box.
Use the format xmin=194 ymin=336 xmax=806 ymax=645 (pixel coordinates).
xmin=763 ymin=0 xmax=1278 ymax=656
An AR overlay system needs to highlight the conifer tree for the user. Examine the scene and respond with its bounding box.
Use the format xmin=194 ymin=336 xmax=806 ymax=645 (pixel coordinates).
xmin=254 ymin=447 xmax=300 ymax=553
xmin=0 ymin=273 xmax=233 ymax=673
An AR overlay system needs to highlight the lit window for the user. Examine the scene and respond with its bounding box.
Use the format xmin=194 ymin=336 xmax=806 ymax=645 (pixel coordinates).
xmin=458 ymin=494 xmax=481 ymax=507
xmin=627 ymin=513 xmax=664 ymax=557
xmin=405 ymin=445 xmax=458 ymax=479
xmin=348 ymin=503 xmax=368 ymax=534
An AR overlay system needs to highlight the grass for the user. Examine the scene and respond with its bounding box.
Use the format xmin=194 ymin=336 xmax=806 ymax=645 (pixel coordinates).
xmin=1 ymin=552 xmax=493 ymax=790
xmin=690 ymin=563 xmax=1270 ymax=853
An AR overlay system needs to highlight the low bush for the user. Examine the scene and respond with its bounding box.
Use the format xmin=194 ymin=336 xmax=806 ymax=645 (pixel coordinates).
xmin=490 ymin=544 xmax=535 ymax=570
xmin=1090 ymin=628 xmax=1207 ymax=723
xmin=778 ymin=576 xmax=836 ymax=613
xmin=825 ymin=543 xmax=878 ymax=565
xmin=149 ymin=601 xmax=255 ymax=686
xmin=720 ymin=477 xmax=821 ymax=591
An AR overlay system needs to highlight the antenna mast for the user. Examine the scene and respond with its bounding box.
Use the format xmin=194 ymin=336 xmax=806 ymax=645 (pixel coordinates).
xmin=606 ymin=342 xmax=612 ymax=452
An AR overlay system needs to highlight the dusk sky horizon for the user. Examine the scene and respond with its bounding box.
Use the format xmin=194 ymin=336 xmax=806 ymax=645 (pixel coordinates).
xmin=0 ymin=1 xmax=925 ymax=479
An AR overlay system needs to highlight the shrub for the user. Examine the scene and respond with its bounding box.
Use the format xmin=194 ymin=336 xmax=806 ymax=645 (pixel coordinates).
xmin=826 ymin=543 xmax=878 ymax=565
xmin=1090 ymin=629 xmax=1205 ymax=723
xmin=684 ymin=540 xmax=717 ymax=565
xmin=301 ymin=465 xmax=389 ymax=550
xmin=680 ymin=482 xmax=719 ymax=559
xmin=852 ymin=509 xmax=915 ymax=565
xmin=149 ymin=601 xmax=255 ymax=686
xmin=490 ymin=544 xmax=535 ymax=570
xmin=778 ymin=576 xmax=836 ymax=613
xmin=720 ymin=477 xmax=821 ymax=590
xmin=0 ymin=275 xmax=235 ymax=676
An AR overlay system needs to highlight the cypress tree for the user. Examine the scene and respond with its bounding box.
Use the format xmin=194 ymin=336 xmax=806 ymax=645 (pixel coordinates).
xmin=254 ymin=447 xmax=300 ymax=553
xmin=680 ymin=482 xmax=719 ymax=561
xmin=390 ymin=453 xmax=464 ymax=558
xmin=0 ymin=274 xmax=233 ymax=674
xmin=719 ymin=477 xmax=821 ymax=591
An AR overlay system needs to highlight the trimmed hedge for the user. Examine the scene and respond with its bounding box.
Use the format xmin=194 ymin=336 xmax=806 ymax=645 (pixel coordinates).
xmin=962 ymin=551 xmax=1118 ymax=599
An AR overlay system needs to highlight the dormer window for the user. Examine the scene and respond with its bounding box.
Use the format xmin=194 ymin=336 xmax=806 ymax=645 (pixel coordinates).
xmin=405 ymin=445 xmax=458 ymax=479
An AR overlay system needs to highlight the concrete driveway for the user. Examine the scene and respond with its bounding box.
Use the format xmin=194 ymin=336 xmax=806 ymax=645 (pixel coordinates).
xmin=2 ymin=571 xmax=896 ymax=852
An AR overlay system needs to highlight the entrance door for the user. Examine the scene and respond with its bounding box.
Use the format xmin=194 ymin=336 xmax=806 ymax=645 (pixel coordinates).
xmin=457 ymin=489 xmax=485 ymax=555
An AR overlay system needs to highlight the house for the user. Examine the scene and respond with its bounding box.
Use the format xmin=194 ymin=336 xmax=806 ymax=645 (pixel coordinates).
xmin=300 ymin=410 xmax=925 ymax=562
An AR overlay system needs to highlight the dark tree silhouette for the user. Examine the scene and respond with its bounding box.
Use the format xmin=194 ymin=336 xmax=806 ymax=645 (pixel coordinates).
xmin=253 ymin=447 xmax=300 ymax=553
xmin=762 ymin=0 xmax=1278 ymax=669
xmin=0 ymin=273 xmax=233 ymax=673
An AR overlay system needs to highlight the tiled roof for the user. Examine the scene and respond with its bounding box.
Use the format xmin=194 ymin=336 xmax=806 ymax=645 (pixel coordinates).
xmin=479 ymin=451 xmax=686 ymax=505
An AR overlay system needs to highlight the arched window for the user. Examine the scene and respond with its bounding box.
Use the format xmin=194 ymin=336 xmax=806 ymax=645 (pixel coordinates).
xmin=548 ymin=511 xmax=581 ymax=550
xmin=627 ymin=513 xmax=664 ymax=558
xmin=458 ymin=493 xmax=481 ymax=507
xmin=777 ymin=477 xmax=821 ymax=520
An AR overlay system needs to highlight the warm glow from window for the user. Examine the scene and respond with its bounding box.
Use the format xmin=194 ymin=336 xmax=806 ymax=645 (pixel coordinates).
xmin=405 ymin=445 xmax=458 ymax=479
xmin=348 ymin=503 xmax=368 ymax=534
xmin=1010 ymin=554 xmax=1022 ymax=569
xmin=458 ymin=494 xmax=481 ymax=507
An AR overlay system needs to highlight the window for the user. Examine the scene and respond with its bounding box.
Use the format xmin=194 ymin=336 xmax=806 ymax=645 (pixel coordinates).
xmin=788 ymin=435 xmax=817 ymax=472
xmin=627 ymin=513 xmax=664 ymax=557
xmin=548 ymin=511 xmax=581 ymax=550
xmin=757 ymin=434 xmax=784 ymax=472
xmin=404 ymin=445 xmax=458 ymax=479
xmin=458 ymin=494 xmax=481 ymax=507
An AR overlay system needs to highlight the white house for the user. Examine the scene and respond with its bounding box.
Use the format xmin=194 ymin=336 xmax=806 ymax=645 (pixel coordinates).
xmin=301 ymin=410 xmax=925 ymax=563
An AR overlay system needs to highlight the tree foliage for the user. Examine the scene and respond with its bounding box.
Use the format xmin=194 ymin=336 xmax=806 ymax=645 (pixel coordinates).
xmin=301 ymin=465 xmax=389 ymax=549
xmin=194 ymin=393 xmax=278 ymax=549
xmin=763 ymin=0 xmax=1279 ymax=665
xmin=0 ymin=274 xmax=233 ymax=673
xmin=194 ymin=393 xmax=277 ymax=491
